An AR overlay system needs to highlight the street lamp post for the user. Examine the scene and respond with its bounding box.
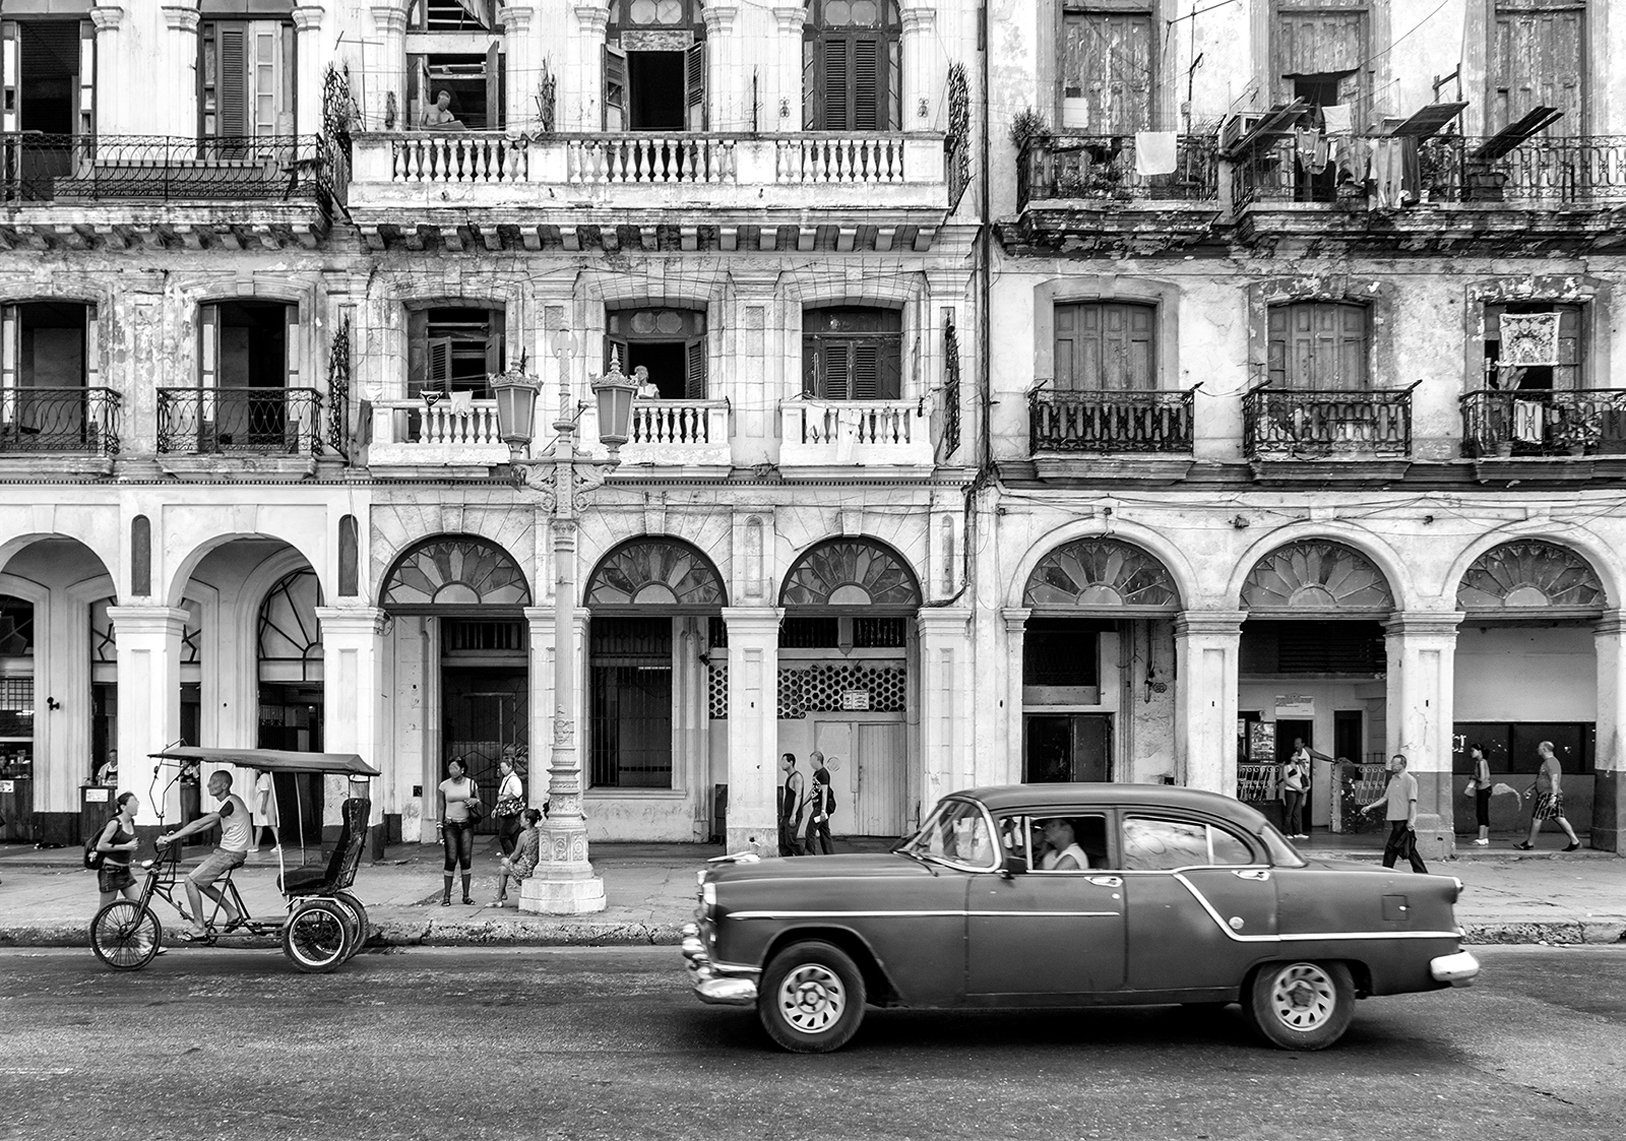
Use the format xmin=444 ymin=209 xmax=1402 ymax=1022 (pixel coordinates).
xmin=492 ymin=349 xmax=636 ymax=914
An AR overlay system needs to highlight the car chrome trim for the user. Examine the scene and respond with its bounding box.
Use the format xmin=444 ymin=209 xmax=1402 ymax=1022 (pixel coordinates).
xmin=1429 ymin=949 xmax=1480 ymax=985
xmin=728 ymin=908 xmax=1123 ymax=921
xmin=1168 ymin=872 xmax=1462 ymax=943
xmin=695 ymin=977 xmax=759 ymax=1006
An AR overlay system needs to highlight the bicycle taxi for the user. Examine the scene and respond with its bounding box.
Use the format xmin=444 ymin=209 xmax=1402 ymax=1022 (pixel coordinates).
xmin=89 ymin=746 xmax=378 ymax=974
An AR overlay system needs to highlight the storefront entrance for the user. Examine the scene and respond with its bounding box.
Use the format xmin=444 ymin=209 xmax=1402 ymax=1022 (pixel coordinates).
xmin=1024 ymin=713 xmax=1112 ymax=782
xmin=811 ymin=718 xmax=906 ymax=836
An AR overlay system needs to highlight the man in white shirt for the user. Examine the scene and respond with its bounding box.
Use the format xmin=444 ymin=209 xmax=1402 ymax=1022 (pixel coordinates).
xmin=159 ymin=770 xmax=253 ymax=939
xmin=1361 ymin=753 xmax=1429 ymax=874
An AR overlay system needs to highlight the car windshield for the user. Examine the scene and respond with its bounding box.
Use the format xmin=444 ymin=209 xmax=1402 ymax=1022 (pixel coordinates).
xmin=900 ymin=798 xmax=996 ymax=869
xmin=1258 ymin=822 xmax=1306 ymax=867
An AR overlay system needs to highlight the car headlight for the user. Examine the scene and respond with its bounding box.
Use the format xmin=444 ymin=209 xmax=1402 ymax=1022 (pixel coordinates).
xmin=702 ymin=881 xmax=717 ymax=917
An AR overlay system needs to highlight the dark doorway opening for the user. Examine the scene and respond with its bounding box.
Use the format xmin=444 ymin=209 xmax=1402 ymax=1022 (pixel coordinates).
xmin=1025 ymin=713 xmax=1112 ymax=782
xmin=442 ymin=664 xmax=527 ymax=835
xmin=628 ymin=52 xmax=685 ymax=130
xmin=623 ymin=341 xmax=688 ymax=398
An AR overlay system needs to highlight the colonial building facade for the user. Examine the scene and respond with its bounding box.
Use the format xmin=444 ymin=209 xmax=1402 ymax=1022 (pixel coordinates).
xmin=0 ymin=0 xmax=1622 ymax=857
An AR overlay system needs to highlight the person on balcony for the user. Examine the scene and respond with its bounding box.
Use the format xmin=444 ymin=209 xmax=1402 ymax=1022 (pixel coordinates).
xmin=421 ymin=90 xmax=464 ymax=130
xmin=633 ymin=366 xmax=661 ymax=400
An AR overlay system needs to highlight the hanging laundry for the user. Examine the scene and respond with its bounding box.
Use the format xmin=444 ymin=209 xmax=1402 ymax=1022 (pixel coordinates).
xmin=1322 ymin=104 xmax=1353 ymax=136
xmin=1401 ymin=136 xmax=1422 ymax=203
xmin=1310 ymin=132 xmax=1330 ymax=175
xmin=1333 ymin=135 xmax=1367 ymax=183
xmin=1512 ymin=399 xmax=1545 ymax=444
xmin=1370 ymin=138 xmax=1421 ymax=208
xmin=1134 ymin=131 xmax=1178 ymax=176
xmin=1499 ymin=312 xmax=1562 ymax=367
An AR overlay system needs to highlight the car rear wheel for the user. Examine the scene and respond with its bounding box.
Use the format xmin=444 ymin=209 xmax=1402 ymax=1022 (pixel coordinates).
xmin=1245 ymin=960 xmax=1354 ymax=1050
xmin=758 ymin=940 xmax=867 ymax=1053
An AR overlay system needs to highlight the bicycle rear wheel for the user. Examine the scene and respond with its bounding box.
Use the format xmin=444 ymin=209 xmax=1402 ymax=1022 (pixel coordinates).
xmin=332 ymin=892 xmax=371 ymax=961
xmin=90 ymin=900 xmax=162 ymax=970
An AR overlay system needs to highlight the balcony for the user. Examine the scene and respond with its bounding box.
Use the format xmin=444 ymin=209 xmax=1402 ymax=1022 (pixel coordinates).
xmin=1228 ymin=134 xmax=1626 ymax=252
xmin=617 ymin=400 xmax=731 ymax=469
xmin=0 ymin=133 xmax=331 ymax=250
xmin=347 ymin=131 xmax=948 ymax=252
xmin=157 ymin=388 xmax=323 ymax=470
xmin=1027 ymin=386 xmax=1196 ymax=482
xmin=1461 ymin=388 xmax=1626 ymax=461
xmin=0 ymin=387 xmax=120 ymax=453
xmin=1242 ymin=385 xmax=1414 ymax=478
xmin=780 ymin=399 xmax=934 ymax=471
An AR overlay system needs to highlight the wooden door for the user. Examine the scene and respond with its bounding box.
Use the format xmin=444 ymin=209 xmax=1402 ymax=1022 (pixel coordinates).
xmin=1058 ymin=10 xmax=1153 ymax=133
xmin=1272 ymin=5 xmax=1368 ymax=108
xmin=1489 ymin=1 xmax=1584 ymax=133
xmin=1053 ymin=302 xmax=1155 ymax=391
xmin=1267 ymin=301 xmax=1370 ymax=390
xmin=856 ymin=722 xmax=906 ymax=836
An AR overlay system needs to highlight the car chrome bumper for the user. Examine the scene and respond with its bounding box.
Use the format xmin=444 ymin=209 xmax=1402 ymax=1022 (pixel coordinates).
xmin=1430 ymin=949 xmax=1481 ymax=986
xmin=681 ymin=922 xmax=759 ymax=1006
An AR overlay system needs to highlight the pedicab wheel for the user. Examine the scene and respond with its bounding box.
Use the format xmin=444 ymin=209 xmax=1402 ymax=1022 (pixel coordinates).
xmin=332 ymin=891 xmax=371 ymax=960
xmin=757 ymin=940 xmax=867 ymax=1054
xmin=90 ymin=900 xmax=163 ymax=971
xmin=281 ymin=899 xmax=355 ymax=974
xmin=1244 ymin=960 xmax=1354 ymax=1051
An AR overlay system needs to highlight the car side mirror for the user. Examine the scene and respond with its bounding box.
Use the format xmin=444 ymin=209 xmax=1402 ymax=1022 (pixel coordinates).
xmin=1000 ymin=854 xmax=1026 ymax=879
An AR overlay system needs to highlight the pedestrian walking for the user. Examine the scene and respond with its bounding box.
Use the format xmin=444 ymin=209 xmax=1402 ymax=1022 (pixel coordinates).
xmin=1361 ymin=753 xmax=1429 ymax=874
xmin=250 ymin=769 xmax=280 ymax=855
xmin=493 ymin=752 xmax=526 ymax=858
xmin=93 ymin=792 xmax=143 ymax=908
xmin=804 ymin=766 xmax=836 ymax=855
xmin=494 ymin=808 xmax=542 ymax=907
xmin=778 ymin=753 xmax=807 ymax=857
xmin=436 ymin=758 xmax=480 ymax=905
xmin=1466 ymin=743 xmax=1493 ymax=846
xmin=1516 ymin=741 xmax=1582 ymax=852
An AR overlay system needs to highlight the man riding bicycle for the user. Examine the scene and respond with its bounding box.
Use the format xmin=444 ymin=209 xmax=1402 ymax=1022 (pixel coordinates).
xmin=158 ymin=769 xmax=254 ymax=940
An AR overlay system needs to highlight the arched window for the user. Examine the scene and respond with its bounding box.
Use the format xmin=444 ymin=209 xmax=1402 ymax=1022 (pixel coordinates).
xmin=258 ymin=569 xmax=323 ymax=684
xmin=381 ymin=536 xmax=531 ymax=608
xmin=1240 ymin=540 xmax=1393 ymax=615
xmin=1024 ymin=538 xmax=1180 ymax=613
xmin=1457 ymin=541 xmax=1605 ymax=617
xmin=804 ymin=0 xmax=901 ymax=132
xmin=606 ymin=308 xmax=707 ymax=399
xmin=585 ymin=537 xmax=727 ymax=610
xmin=781 ymin=537 xmax=921 ymax=610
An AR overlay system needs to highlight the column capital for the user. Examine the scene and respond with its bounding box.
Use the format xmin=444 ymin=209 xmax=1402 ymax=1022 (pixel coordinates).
xmin=1596 ymin=609 xmax=1626 ymax=639
xmin=722 ymin=606 xmax=785 ymax=637
xmin=917 ymin=607 xmax=972 ymax=634
xmin=899 ymin=5 xmax=937 ymax=34
xmin=315 ymin=606 xmax=386 ymax=636
xmin=498 ymin=2 xmax=535 ymax=32
xmin=773 ymin=4 xmax=807 ymax=32
xmin=371 ymin=1 xmax=409 ymax=36
xmin=1383 ymin=611 xmax=1465 ymax=639
xmin=161 ymin=3 xmax=200 ymax=33
xmin=574 ymin=2 xmax=611 ymax=35
xmin=1001 ymin=606 xmax=1031 ymax=633
xmin=107 ymin=605 xmax=189 ymax=631
xmin=1174 ymin=609 xmax=1247 ymax=638
xmin=701 ymin=2 xmax=738 ymax=33
xmin=292 ymin=4 xmax=326 ymax=32
xmin=90 ymin=4 xmax=125 ymax=31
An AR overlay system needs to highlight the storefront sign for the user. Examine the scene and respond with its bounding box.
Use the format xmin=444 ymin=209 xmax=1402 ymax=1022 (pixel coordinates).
xmin=841 ymin=690 xmax=871 ymax=711
xmin=1275 ymin=694 xmax=1315 ymax=719
xmin=84 ymin=787 xmax=109 ymax=802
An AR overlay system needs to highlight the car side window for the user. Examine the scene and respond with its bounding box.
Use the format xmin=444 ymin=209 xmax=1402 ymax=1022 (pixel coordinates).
xmin=1208 ymin=825 xmax=1255 ymax=866
xmin=1120 ymin=817 xmax=1259 ymax=871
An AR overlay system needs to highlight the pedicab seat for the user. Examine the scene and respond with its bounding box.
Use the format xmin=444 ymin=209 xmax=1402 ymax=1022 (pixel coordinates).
xmin=280 ymin=797 xmax=370 ymax=897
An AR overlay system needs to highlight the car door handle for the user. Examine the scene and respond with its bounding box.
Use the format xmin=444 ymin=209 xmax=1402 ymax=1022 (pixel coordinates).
xmin=1088 ymin=876 xmax=1122 ymax=888
xmin=1233 ymin=869 xmax=1271 ymax=882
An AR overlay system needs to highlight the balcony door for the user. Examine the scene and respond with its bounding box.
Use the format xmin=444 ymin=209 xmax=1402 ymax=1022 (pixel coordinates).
xmin=1266 ymin=301 xmax=1370 ymax=391
xmin=200 ymin=20 xmax=295 ymax=152
xmin=0 ymin=20 xmax=92 ymax=199
xmin=1489 ymin=0 xmax=1585 ymax=134
xmin=802 ymin=307 xmax=903 ymax=401
xmin=0 ymin=302 xmax=96 ymax=453
xmin=606 ymin=307 xmax=706 ymax=399
xmin=803 ymin=0 xmax=901 ymax=132
xmin=1053 ymin=301 xmax=1154 ymax=392
xmin=604 ymin=0 xmax=705 ymax=132
xmin=197 ymin=300 xmax=300 ymax=452
xmin=406 ymin=0 xmax=504 ymax=130
xmin=1057 ymin=6 xmax=1153 ymax=133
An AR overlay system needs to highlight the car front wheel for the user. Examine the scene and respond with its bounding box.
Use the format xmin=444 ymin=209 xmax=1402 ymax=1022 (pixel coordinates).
xmin=758 ymin=940 xmax=867 ymax=1053
xmin=1245 ymin=960 xmax=1355 ymax=1050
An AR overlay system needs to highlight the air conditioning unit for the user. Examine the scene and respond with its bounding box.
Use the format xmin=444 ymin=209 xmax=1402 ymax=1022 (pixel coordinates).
xmin=1219 ymin=112 xmax=1267 ymax=157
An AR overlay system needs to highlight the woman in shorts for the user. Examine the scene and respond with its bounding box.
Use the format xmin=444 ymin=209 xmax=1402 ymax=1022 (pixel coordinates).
xmin=93 ymin=792 xmax=142 ymax=906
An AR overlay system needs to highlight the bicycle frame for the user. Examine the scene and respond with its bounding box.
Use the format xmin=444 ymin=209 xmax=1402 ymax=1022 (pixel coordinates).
xmin=133 ymin=840 xmax=286 ymax=938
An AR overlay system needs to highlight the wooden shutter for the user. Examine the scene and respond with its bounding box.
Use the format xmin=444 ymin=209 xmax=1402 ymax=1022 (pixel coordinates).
xmin=851 ymin=343 xmax=879 ymax=400
xmin=1273 ymin=9 xmax=1367 ymax=106
xmin=802 ymin=35 xmax=819 ymax=129
xmin=209 ymin=23 xmax=249 ymax=139
xmin=685 ymin=42 xmax=706 ymax=131
xmin=824 ymin=342 xmax=851 ymax=400
xmin=685 ymin=337 xmax=706 ymax=399
xmin=1266 ymin=305 xmax=1287 ymax=386
xmin=77 ymin=20 xmax=94 ymax=134
xmin=875 ymin=338 xmax=902 ymax=400
xmin=852 ymin=38 xmax=879 ymax=131
xmin=802 ymin=336 xmax=819 ymax=396
xmin=604 ymin=44 xmax=628 ymax=130
xmin=483 ymin=308 xmax=505 ymax=385
xmin=820 ymin=38 xmax=850 ymax=130
xmin=1555 ymin=305 xmax=1581 ymax=390
xmin=1490 ymin=5 xmax=1584 ymax=133
xmin=1336 ymin=303 xmax=1369 ymax=391
xmin=84 ymin=302 xmax=98 ymax=389
xmin=1055 ymin=303 xmax=1155 ymax=390
xmin=1270 ymin=302 xmax=1369 ymax=391
xmin=284 ymin=304 xmax=300 ymax=391
xmin=407 ymin=309 xmax=428 ymax=397
xmin=198 ymin=304 xmax=219 ymax=390
xmin=486 ymin=44 xmax=504 ymax=131
xmin=426 ymin=338 xmax=453 ymax=391
xmin=605 ymin=337 xmax=628 ymax=376
xmin=1 ymin=23 xmax=16 ymax=132
xmin=1059 ymin=12 xmax=1152 ymax=133
xmin=1054 ymin=303 xmax=1082 ymax=390
xmin=1 ymin=306 xmax=17 ymax=425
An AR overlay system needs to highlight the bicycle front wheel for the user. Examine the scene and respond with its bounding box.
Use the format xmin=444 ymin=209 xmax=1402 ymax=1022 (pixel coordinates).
xmin=90 ymin=900 xmax=162 ymax=970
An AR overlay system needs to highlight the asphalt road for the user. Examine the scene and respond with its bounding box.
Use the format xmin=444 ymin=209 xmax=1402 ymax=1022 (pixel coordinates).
xmin=0 ymin=945 xmax=1621 ymax=1141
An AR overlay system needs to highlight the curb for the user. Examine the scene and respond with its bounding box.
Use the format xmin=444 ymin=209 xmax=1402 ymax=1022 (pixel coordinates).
xmin=4 ymin=920 xmax=1620 ymax=950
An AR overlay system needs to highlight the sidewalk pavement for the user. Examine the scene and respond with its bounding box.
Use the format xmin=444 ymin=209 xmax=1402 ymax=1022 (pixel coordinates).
xmin=1 ymin=833 xmax=1620 ymax=950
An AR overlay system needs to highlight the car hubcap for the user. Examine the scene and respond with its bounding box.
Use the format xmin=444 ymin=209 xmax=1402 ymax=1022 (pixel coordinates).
xmin=1269 ymin=964 xmax=1336 ymax=1031
xmin=777 ymin=963 xmax=845 ymax=1034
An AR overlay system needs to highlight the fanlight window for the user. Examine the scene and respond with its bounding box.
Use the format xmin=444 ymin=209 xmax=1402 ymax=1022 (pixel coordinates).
xmin=781 ymin=539 xmax=921 ymax=609
xmin=382 ymin=537 xmax=531 ymax=607
xmin=586 ymin=538 xmax=726 ymax=609
xmin=1024 ymin=539 xmax=1179 ymax=612
xmin=259 ymin=569 xmax=323 ymax=683
xmin=1457 ymin=541 xmax=1605 ymax=615
xmin=1241 ymin=541 xmax=1393 ymax=614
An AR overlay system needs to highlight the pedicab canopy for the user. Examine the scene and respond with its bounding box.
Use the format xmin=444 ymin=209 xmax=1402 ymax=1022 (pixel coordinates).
xmin=149 ymin=746 xmax=379 ymax=778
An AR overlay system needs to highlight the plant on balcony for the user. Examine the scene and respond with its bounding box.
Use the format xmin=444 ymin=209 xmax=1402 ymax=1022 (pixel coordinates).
xmin=1009 ymin=108 xmax=1053 ymax=156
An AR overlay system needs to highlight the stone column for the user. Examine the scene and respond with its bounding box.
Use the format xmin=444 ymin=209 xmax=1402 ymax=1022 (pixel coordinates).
xmin=369 ymin=2 xmax=409 ymax=130
xmin=89 ymin=6 xmax=126 ymax=135
xmin=499 ymin=2 xmax=537 ymax=130
xmin=917 ymin=608 xmax=971 ymax=810
xmin=899 ymin=4 xmax=939 ymax=131
xmin=524 ymin=607 xmax=555 ymax=810
xmin=292 ymin=5 xmax=327 ymax=139
xmin=317 ymin=608 xmax=386 ymax=844
xmin=567 ymin=3 xmax=611 ymax=131
xmin=159 ymin=2 xmax=201 ymax=139
xmin=1592 ymin=610 xmax=1626 ymax=852
xmin=1001 ymin=608 xmax=1030 ymax=785
xmin=108 ymin=607 xmax=186 ymax=831
xmin=722 ymin=607 xmax=783 ymax=854
xmin=770 ymin=5 xmax=806 ymax=130
xmin=701 ymin=2 xmax=739 ymax=130
xmin=1173 ymin=610 xmax=1245 ymax=796
xmin=1385 ymin=611 xmax=1463 ymax=856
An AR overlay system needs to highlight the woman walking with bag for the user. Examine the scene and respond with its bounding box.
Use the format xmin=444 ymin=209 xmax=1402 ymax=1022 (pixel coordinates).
xmin=494 ymin=752 xmax=525 ymax=858
xmin=495 ymin=808 xmax=542 ymax=907
xmin=1466 ymin=743 xmax=1493 ymax=846
xmin=436 ymin=758 xmax=481 ymax=905
xmin=804 ymin=766 xmax=836 ymax=855
xmin=93 ymin=792 xmax=143 ymax=908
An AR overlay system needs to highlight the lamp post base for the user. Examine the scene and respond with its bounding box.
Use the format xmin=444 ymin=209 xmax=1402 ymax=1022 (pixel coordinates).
xmin=518 ymin=864 xmax=607 ymax=914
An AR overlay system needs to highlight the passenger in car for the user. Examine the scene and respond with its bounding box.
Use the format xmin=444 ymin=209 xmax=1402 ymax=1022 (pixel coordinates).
xmin=1038 ymin=818 xmax=1088 ymax=871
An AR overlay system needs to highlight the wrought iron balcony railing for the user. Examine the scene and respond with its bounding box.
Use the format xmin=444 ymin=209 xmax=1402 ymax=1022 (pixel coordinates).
xmin=157 ymin=387 xmax=322 ymax=455
xmin=1461 ymin=387 xmax=1626 ymax=458
xmin=1029 ymin=385 xmax=1196 ymax=454
xmin=1018 ymin=133 xmax=1219 ymax=210
xmin=1242 ymin=384 xmax=1415 ymax=460
xmin=1230 ymin=133 xmax=1626 ymax=210
xmin=0 ymin=133 xmax=330 ymax=204
xmin=0 ymin=386 xmax=119 ymax=455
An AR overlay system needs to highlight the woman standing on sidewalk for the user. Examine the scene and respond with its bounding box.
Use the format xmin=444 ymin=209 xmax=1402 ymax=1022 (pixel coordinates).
xmin=436 ymin=758 xmax=479 ymax=905
xmin=494 ymin=753 xmax=525 ymax=859
xmin=1468 ymin=744 xmax=1493 ymax=846
xmin=1517 ymin=741 xmax=1582 ymax=852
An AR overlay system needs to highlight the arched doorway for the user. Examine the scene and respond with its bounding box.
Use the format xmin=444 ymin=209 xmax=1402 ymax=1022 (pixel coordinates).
xmin=381 ymin=535 xmax=531 ymax=836
xmin=584 ymin=537 xmax=726 ymax=798
xmin=803 ymin=0 xmax=902 ymax=132
xmin=779 ymin=537 xmax=920 ymax=836
xmin=1455 ymin=540 xmax=1605 ymax=838
xmin=1021 ymin=538 xmax=1181 ymax=784
xmin=1238 ymin=540 xmax=1396 ymax=833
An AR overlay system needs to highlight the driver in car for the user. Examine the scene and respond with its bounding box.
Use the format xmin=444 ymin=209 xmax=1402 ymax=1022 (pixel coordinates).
xmin=158 ymin=770 xmax=253 ymax=940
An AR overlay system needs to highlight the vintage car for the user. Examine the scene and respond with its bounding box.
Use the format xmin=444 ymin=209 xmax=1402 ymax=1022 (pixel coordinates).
xmin=681 ymin=784 xmax=1479 ymax=1053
